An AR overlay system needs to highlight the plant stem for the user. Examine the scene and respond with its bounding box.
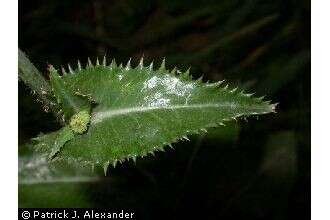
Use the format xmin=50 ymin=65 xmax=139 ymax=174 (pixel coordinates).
xmin=18 ymin=48 xmax=58 ymax=113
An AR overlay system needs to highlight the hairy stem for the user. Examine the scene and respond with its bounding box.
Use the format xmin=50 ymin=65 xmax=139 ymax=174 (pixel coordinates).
xmin=18 ymin=48 xmax=58 ymax=113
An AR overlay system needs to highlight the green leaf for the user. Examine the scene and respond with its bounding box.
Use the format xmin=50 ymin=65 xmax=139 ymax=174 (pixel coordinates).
xmin=47 ymin=126 xmax=74 ymax=160
xmin=49 ymin=65 xmax=91 ymax=121
xmin=34 ymin=57 xmax=276 ymax=171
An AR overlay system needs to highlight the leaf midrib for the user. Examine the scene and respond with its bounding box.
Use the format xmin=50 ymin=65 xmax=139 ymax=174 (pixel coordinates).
xmin=91 ymin=102 xmax=266 ymax=125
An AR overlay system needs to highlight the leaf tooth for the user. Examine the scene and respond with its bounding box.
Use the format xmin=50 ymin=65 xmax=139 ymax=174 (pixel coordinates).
xmin=61 ymin=66 xmax=67 ymax=75
xmin=132 ymin=156 xmax=137 ymax=163
xmin=112 ymin=160 xmax=118 ymax=168
xmin=103 ymin=161 xmax=110 ymax=175
xmin=102 ymin=55 xmax=107 ymax=66
xmin=68 ymin=64 xmax=74 ymax=74
xmin=197 ymin=75 xmax=204 ymax=82
xmin=138 ymin=56 xmax=144 ymax=69
xmin=183 ymin=67 xmax=191 ymax=79
xmin=159 ymin=58 xmax=166 ymax=71
xmin=209 ymin=80 xmax=224 ymax=88
xmin=171 ymin=67 xmax=177 ymax=75
xmin=244 ymin=92 xmax=255 ymax=97
xmin=201 ymin=128 xmax=208 ymax=133
xmin=230 ymin=87 xmax=238 ymax=93
xmin=96 ymin=57 xmax=100 ymax=66
xmin=110 ymin=58 xmax=117 ymax=69
xmin=87 ymin=57 xmax=93 ymax=68
xmin=271 ymin=103 xmax=278 ymax=113
xmin=218 ymin=122 xmax=225 ymax=126
xmin=77 ymin=60 xmax=82 ymax=71
xmin=168 ymin=143 xmax=174 ymax=149
xmin=149 ymin=61 xmax=154 ymax=71
xmin=125 ymin=58 xmax=132 ymax=70
xmin=182 ymin=135 xmax=190 ymax=141
xmin=256 ymin=95 xmax=265 ymax=101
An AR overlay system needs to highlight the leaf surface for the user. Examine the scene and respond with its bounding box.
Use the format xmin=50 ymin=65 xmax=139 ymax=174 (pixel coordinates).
xmin=35 ymin=58 xmax=276 ymax=169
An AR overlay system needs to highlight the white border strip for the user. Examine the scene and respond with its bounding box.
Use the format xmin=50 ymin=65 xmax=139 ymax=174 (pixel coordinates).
xmin=311 ymin=1 xmax=330 ymax=220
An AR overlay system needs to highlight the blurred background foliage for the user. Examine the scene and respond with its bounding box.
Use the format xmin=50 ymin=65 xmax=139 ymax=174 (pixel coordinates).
xmin=19 ymin=0 xmax=310 ymax=219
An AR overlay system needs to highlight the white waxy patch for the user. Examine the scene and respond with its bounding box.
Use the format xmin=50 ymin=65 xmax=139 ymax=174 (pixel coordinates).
xmin=163 ymin=75 xmax=194 ymax=97
xmin=142 ymin=75 xmax=194 ymax=101
xmin=143 ymin=76 xmax=159 ymax=89
xmin=144 ymin=92 xmax=170 ymax=107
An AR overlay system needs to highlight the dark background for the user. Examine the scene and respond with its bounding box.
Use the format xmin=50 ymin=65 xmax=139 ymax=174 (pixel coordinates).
xmin=19 ymin=0 xmax=310 ymax=219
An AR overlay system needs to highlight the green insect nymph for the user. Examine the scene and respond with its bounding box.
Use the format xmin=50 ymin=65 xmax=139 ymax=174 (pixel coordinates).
xmin=69 ymin=110 xmax=91 ymax=134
